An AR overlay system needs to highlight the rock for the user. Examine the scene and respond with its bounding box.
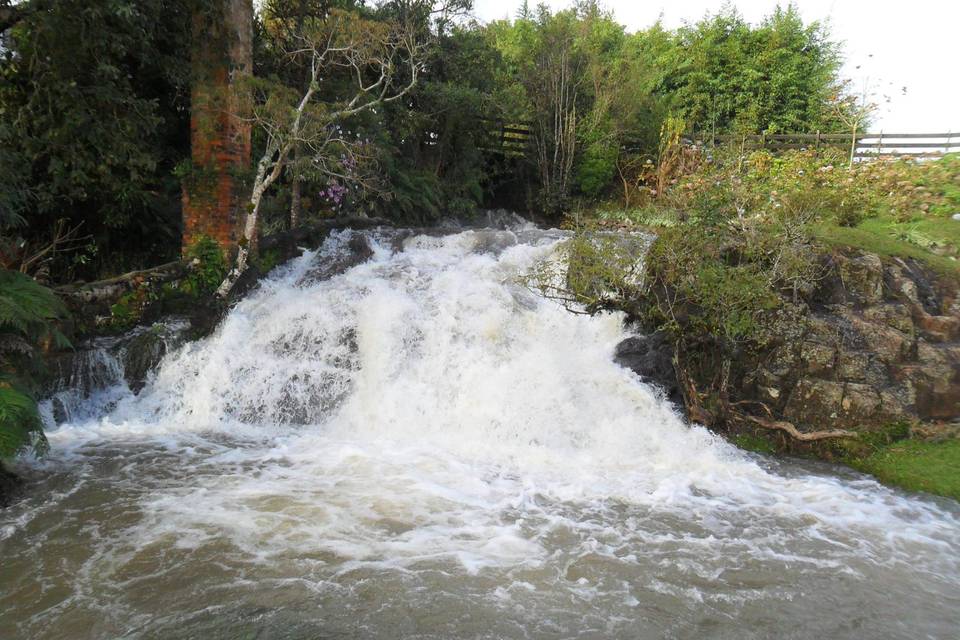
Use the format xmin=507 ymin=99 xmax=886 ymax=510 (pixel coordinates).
xmin=839 ymin=253 xmax=884 ymax=306
xmin=121 ymin=330 xmax=169 ymax=394
xmin=783 ymin=379 xmax=846 ymax=429
xmin=630 ymin=242 xmax=960 ymax=449
xmin=299 ymin=232 xmax=375 ymax=285
xmin=908 ymin=344 xmax=960 ymax=420
xmin=863 ymin=304 xmax=914 ymax=334
xmin=614 ymin=332 xmax=681 ymax=404
xmin=799 ymin=341 xmax=835 ymax=375
xmin=951 ymin=213 xmax=960 ymax=221
xmin=0 ymin=464 xmax=22 ymax=508
xmin=915 ymin=313 xmax=960 ymax=343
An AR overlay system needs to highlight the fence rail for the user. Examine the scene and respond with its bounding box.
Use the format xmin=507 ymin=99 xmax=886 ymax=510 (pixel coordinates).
xmin=470 ymin=122 xmax=958 ymax=161
xmin=710 ymin=132 xmax=959 ymax=159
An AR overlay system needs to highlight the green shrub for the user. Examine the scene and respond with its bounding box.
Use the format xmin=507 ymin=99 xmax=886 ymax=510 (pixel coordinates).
xmin=183 ymin=236 xmax=228 ymax=296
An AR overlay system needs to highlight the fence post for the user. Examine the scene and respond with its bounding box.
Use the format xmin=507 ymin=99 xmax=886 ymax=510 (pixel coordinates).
xmin=815 ymin=130 xmax=821 ymax=154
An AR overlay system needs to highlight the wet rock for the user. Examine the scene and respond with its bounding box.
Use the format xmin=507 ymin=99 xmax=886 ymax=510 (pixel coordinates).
xmin=0 ymin=464 xmax=21 ymax=508
xmin=122 ymin=330 xmax=168 ymax=394
xmin=614 ymin=331 xmax=681 ymax=404
xmin=299 ymin=233 xmax=375 ymax=285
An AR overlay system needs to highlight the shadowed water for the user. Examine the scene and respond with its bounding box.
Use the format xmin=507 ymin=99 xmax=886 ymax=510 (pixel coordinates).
xmin=2 ymin=228 xmax=958 ymax=639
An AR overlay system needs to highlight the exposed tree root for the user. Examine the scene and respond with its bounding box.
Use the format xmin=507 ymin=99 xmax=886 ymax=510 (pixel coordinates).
xmin=673 ymin=349 xmax=857 ymax=442
xmin=737 ymin=412 xmax=858 ymax=442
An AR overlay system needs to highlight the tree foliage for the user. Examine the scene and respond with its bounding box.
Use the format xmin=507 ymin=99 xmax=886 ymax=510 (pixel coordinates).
xmin=0 ymin=0 xmax=198 ymax=279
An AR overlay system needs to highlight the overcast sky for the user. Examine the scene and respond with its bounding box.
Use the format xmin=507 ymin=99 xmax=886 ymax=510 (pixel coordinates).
xmin=471 ymin=0 xmax=959 ymax=132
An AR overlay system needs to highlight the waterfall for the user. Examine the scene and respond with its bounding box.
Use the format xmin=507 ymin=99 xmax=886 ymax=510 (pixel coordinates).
xmin=2 ymin=226 xmax=958 ymax=639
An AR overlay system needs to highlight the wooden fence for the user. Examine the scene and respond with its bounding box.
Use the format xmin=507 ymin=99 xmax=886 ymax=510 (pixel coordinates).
xmin=706 ymin=132 xmax=960 ymax=159
xmin=472 ymin=123 xmax=958 ymax=161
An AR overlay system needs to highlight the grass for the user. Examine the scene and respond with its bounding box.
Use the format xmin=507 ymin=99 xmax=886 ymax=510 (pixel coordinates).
xmin=813 ymin=214 xmax=960 ymax=280
xmin=850 ymin=439 xmax=960 ymax=501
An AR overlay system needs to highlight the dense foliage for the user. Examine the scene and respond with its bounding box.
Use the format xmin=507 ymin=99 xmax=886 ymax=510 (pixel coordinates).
xmin=1 ymin=0 xmax=852 ymax=283
xmin=0 ymin=0 xmax=197 ymax=280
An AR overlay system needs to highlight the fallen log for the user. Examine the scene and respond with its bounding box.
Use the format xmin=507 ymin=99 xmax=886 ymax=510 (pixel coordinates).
xmin=55 ymin=261 xmax=190 ymax=305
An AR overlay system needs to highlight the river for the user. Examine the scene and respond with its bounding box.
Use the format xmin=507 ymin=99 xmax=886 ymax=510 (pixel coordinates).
xmin=1 ymin=226 xmax=958 ymax=638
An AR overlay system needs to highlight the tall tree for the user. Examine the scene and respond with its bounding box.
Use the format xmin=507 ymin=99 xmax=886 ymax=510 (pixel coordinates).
xmin=0 ymin=0 xmax=194 ymax=279
xmin=218 ymin=5 xmax=427 ymax=296
xmin=181 ymin=0 xmax=254 ymax=256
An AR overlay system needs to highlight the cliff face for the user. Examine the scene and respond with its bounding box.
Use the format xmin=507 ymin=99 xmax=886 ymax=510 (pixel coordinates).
xmin=618 ymin=248 xmax=960 ymax=443
xmin=751 ymin=252 xmax=959 ymax=434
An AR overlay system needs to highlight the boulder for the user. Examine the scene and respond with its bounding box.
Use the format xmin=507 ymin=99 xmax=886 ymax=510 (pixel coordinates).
xmin=614 ymin=331 xmax=681 ymax=405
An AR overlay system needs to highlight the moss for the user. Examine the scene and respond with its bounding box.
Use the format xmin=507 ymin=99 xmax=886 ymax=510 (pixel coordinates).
xmin=731 ymin=433 xmax=778 ymax=455
xmin=849 ymin=439 xmax=960 ymax=500
xmin=107 ymin=287 xmax=156 ymax=331
xmin=253 ymin=248 xmax=282 ymax=275
xmin=183 ymin=235 xmax=228 ymax=296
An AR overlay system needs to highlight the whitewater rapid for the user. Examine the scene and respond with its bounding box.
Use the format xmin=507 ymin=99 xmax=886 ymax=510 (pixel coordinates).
xmin=2 ymin=227 xmax=958 ymax=639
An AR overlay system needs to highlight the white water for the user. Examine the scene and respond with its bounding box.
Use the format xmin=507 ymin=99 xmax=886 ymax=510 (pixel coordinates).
xmin=2 ymin=227 xmax=958 ymax=639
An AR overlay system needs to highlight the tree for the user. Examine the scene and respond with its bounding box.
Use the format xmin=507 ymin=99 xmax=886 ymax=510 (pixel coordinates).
xmin=181 ymin=0 xmax=254 ymax=255
xmin=0 ymin=0 xmax=195 ymax=279
xmin=831 ymin=79 xmax=878 ymax=168
xmin=217 ymin=5 xmax=427 ymax=296
xmin=521 ymin=10 xmax=585 ymax=215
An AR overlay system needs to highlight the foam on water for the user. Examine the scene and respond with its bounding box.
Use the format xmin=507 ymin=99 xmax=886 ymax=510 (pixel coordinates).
xmin=2 ymin=227 xmax=958 ymax=639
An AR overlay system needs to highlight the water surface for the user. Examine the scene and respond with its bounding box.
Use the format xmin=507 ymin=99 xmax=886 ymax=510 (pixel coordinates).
xmin=2 ymin=228 xmax=958 ymax=639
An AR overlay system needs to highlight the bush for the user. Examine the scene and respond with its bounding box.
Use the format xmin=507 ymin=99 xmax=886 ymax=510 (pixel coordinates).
xmin=183 ymin=236 xmax=228 ymax=296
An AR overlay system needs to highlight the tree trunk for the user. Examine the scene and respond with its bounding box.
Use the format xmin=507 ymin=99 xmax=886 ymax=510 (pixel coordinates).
xmin=181 ymin=0 xmax=253 ymax=257
xmin=290 ymin=146 xmax=302 ymax=229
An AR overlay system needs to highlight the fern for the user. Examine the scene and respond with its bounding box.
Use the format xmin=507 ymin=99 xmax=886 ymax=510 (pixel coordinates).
xmin=0 ymin=270 xmax=67 ymax=338
xmin=0 ymin=269 xmax=68 ymax=459
xmin=0 ymin=383 xmax=48 ymax=458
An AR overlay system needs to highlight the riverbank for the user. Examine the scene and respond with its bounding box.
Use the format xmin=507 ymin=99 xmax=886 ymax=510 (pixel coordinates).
xmin=572 ymin=154 xmax=960 ymax=500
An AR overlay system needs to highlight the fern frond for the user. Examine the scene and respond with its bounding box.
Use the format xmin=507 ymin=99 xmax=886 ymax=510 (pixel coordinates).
xmin=0 ymin=385 xmax=47 ymax=459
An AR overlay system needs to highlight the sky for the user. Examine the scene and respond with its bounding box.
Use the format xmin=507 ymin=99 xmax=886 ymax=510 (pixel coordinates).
xmin=471 ymin=0 xmax=960 ymax=132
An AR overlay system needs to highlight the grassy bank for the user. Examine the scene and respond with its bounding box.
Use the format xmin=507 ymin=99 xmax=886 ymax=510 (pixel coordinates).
xmin=849 ymin=439 xmax=960 ymax=500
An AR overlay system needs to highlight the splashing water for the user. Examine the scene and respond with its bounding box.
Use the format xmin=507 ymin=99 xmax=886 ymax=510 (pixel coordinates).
xmin=1 ymin=227 xmax=958 ymax=639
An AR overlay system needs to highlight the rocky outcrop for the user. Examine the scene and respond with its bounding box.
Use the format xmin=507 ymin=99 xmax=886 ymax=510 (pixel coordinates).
xmin=742 ymin=252 xmax=960 ymax=435
xmin=623 ymin=246 xmax=959 ymax=443
xmin=614 ymin=331 xmax=682 ymax=405
xmin=42 ymin=320 xmax=191 ymax=425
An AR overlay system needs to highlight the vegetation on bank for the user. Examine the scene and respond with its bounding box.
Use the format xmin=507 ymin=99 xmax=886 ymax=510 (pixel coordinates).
xmin=0 ymin=270 xmax=68 ymax=459
xmin=1 ymin=0 xmax=852 ymax=285
xmin=554 ymin=148 xmax=959 ymax=499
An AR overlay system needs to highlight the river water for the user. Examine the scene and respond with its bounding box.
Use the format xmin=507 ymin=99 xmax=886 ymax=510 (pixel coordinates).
xmin=1 ymin=227 xmax=958 ymax=639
